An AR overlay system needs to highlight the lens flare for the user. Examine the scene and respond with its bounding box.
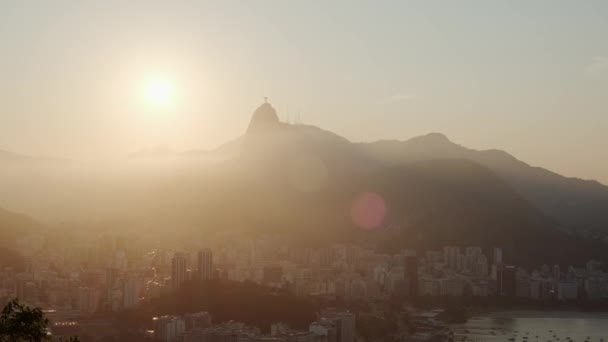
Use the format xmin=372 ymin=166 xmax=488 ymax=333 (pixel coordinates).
xmin=350 ymin=192 xmax=387 ymax=230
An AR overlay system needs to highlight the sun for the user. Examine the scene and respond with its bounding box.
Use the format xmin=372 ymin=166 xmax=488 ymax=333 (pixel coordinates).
xmin=142 ymin=77 xmax=175 ymax=109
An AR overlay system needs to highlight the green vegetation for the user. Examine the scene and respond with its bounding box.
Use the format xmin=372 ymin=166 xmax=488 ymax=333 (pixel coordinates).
xmin=165 ymin=280 xmax=317 ymax=332
xmin=105 ymin=279 xmax=317 ymax=334
xmin=0 ymin=208 xmax=40 ymax=248
xmin=0 ymin=299 xmax=79 ymax=342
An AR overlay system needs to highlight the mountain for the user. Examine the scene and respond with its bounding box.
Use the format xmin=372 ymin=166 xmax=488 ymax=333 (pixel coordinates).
xmin=129 ymin=145 xmax=177 ymax=158
xmin=0 ymin=206 xmax=39 ymax=271
xmin=2 ymin=102 xmax=607 ymax=267
xmin=0 ymin=206 xmax=41 ymax=247
xmin=152 ymin=103 xmax=606 ymax=267
xmin=129 ymin=138 xmax=242 ymax=160
xmin=0 ymin=149 xmax=69 ymax=165
xmin=359 ymin=133 xmax=608 ymax=235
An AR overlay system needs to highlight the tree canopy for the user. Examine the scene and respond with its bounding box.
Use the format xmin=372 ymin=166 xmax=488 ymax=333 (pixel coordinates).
xmin=0 ymin=299 xmax=79 ymax=342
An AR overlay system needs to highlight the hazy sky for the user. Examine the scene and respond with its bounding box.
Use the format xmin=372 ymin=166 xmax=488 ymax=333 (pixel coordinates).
xmin=1 ymin=1 xmax=607 ymax=183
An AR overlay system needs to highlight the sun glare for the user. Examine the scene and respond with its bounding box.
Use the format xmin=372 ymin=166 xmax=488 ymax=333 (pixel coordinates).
xmin=142 ymin=77 xmax=175 ymax=109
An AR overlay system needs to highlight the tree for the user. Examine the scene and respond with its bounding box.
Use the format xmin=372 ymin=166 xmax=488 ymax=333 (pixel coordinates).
xmin=0 ymin=299 xmax=80 ymax=342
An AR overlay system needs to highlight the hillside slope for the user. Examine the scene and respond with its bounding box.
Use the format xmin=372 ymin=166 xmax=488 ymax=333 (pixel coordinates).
xmin=155 ymin=116 xmax=605 ymax=266
xmin=0 ymin=206 xmax=41 ymax=247
xmin=359 ymin=133 xmax=608 ymax=235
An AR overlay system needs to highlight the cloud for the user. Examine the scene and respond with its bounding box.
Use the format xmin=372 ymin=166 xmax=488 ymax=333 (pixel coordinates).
xmin=585 ymin=56 xmax=608 ymax=74
xmin=379 ymin=93 xmax=416 ymax=105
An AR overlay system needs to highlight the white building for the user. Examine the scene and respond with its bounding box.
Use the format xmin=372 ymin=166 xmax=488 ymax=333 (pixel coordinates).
xmin=558 ymin=281 xmax=578 ymax=300
xmin=319 ymin=310 xmax=355 ymax=342
xmin=172 ymin=253 xmax=188 ymax=289
xmin=123 ymin=278 xmax=140 ymax=309
xmin=154 ymin=316 xmax=186 ymax=342
xmin=198 ymin=249 xmax=214 ymax=280
xmin=77 ymin=287 xmax=100 ymax=314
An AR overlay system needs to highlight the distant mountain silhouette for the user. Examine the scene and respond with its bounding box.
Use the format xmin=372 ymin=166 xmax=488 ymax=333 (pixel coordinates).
xmin=0 ymin=149 xmax=69 ymax=165
xmin=359 ymin=133 xmax=608 ymax=235
xmin=0 ymin=206 xmax=41 ymax=247
xmin=2 ymin=102 xmax=607 ymax=267
xmin=129 ymin=138 xmax=242 ymax=160
xmin=247 ymin=101 xmax=280 ymax=133
xmin=155 ymin=104 xmax=607 ymax=267
xmin=129 ymin=145 xmax=177 ymax=158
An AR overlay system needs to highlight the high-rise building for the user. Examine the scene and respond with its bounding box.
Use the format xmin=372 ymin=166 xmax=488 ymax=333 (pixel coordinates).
xmin=197 ymin=249 xmax=213 ymax=281
xmin=319 ymin=310 xmax=356 ymax=342
xmin=77 ymin=287 xmax=100 ymax=314
xmin=499 ymin=265 xmax=516 ymax=297
xmin=405 ymin=255 xmax=418 ymax=297
xmin=553 ymin=264 xmax=561 ymax=281
xmin=105 ymin=268 xmax=118 ymax=302
xmin=184 ymin=311 xmax=212 ymax=331
xmin=443 ymin=246 xmax=459 ymax=270
xmin=111 ymin=288 xmax=123 ymax=312
xmin=172 ymin=253 xmax=187 ymax=289
xmin=465 ymin=247 xmax=482 ymax=272
xmin=114 ymin=250 xmax=127 ymax=270
xmin=123 ymin=278 xmax=140 ymax=309
xmin=540 ymin=264 xmax=551 ymax=277
xmin=23 ymin=281 xmax=38 ymax=302
xmin=188 ymin=321 xmax=260 ymax=342
xmin=310 ymin=319 xmax=337 ymax=342
xmin=475 ymin=254 xmax=489 ymax=278
xmin=558 ymin=281 xmax=578 ymax=300
xmin=492 ymin=247 xmax=503 ymax=265
xmin=154 ymin=316 xmax=186 ymax=342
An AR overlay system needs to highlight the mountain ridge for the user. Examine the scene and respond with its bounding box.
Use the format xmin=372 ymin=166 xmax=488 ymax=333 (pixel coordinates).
xmin=2 ymin=125 xmax=607 ymax=238
xmin=359 ymin=132 xmax=608 ymax=234
xmin=1 ymin=103 xmax=607 ymax=263
xmin=0 ymin=149 xmax=70 ymax=165
xmin=147 ymin=117 xmax=606 ymax=266
xmin=0 ymin=206 xmax=42 ymax=247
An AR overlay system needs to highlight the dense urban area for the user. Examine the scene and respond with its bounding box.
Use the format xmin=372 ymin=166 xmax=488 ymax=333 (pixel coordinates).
xmin=2 ymin=229 xmax=608 ymax=342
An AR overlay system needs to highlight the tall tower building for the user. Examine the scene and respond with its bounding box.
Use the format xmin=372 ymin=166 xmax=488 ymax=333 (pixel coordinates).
xmin=499 ymin=265 xmax=516 ymax=297
xmin=197 ymin=249 xmax=213 ymax=280
xmin=319 ymin=309 xmax=356 ymax=342
xmin=154 ymin=316 xmax=186 ymax=342
xmin=123 ymin=278 xmax=140 ymax=309
xmin=553 ymin=264 xmax=561 ymax=281
xmin=171 ymin=253 xmax=187 ymax=289
xmin=405 ymin=255 xmax=418 ymax=297
xmin=443 ymin=246 xmax=459 ymax=270
xmin=492 ymin=247 xmax=503 ymax=265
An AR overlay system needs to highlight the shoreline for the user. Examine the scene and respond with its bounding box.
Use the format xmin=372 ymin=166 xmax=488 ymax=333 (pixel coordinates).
xmin=473 ymin=310 xmax=608 ymax=319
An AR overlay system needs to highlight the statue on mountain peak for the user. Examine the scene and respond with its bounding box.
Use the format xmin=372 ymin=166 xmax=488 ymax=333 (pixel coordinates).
xmin=247 ymin=98 xmax=280 ymax=133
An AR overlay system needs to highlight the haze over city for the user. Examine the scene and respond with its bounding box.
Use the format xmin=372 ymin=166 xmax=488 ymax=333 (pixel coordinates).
xmin=2 ymin=2 xmax=608 ymax=342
